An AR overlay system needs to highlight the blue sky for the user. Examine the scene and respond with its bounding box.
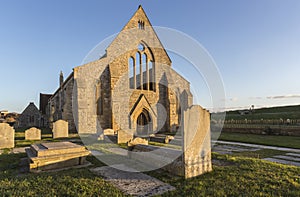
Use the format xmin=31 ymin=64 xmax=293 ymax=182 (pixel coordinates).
xmin=0 ymin=0 xmax=300 ymax=112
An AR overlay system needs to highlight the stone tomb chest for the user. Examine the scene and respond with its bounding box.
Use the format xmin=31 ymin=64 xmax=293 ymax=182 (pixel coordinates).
xmin=25 ymin=141 xmax=90 ymax=172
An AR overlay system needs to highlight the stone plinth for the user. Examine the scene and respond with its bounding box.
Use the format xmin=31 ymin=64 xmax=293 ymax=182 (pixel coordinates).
xmin=25 ymin=141 xmax=90 ymax=172
xmin=25 ymin=127 xmax=41 ymax=140
xmin=52 ymin=120 xmax=68 ymax=139
xmin=0 ymin=123 xmax=14 ymax=149
xmin=117 ymin=130 xmax=133 ymax=144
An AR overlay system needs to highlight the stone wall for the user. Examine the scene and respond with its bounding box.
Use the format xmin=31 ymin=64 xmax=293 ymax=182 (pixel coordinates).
xmin=48 ymin=73 xmax=76 ymax=132
xmin=62 ymin=75 xmax=76 ymax=132
xmin=73 ymin=58 xmax=109 ymax=134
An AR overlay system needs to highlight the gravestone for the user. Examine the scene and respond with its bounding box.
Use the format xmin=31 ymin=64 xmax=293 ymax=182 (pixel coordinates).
xmin=129 ymin=105 xmax=212 ymax=179
xmin=182 ymin=105 xmax=212 ymax=178
xmin=117 ymin=130 xmax=133 ymax=144
xmin=103 ymin=129 xmax=115 ymax=136
xmin=52 ymin=120 xmax=68 ymax=139
xmin=25 ymin=127 xmax=41 ymax=140
xmin=0 ymin=123 xmax=15 ymax=149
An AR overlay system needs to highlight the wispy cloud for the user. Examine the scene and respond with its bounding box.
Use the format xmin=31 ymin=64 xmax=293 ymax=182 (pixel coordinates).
xmin=221 ymin=97 xmax=238 ymax=102
xmin=249 ymin=96 xmax=263 ymax=100
xmin=266 ymin=94 xmax=300 ymax=99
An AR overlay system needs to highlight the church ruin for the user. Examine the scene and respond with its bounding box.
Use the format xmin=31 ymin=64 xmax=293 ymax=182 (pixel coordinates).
xmin=38 ymin=5 xmax=212 ymax=178
xmin=44 ymin=6 xmax=192 ymax=135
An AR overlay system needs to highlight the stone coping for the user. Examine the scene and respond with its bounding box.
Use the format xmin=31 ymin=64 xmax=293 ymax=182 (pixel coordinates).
xmin=30 ymin=142 xmax=87 ymax=157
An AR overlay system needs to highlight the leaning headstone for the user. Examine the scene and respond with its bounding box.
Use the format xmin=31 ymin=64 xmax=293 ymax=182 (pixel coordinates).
xmin=0 ymin=123 xmax=15 ymax=149
xmin=103 ymin=129 xmax=115 ymax=136
xmin=25 ymin=127 xmax=41 ymax=140
xmin=52 ymin=120 xmax=68 ymax=139
xmin=182 ymin=105 xmax=212 ymax=178
xmin=128 ymin=137 xmax=148 ymax=147
xmin=117 ymin=130 xmax=133 ymax=144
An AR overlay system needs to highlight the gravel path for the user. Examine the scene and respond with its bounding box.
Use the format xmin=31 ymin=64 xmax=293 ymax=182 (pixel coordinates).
xmin=90 ymin=164 xmax=175 ymax=196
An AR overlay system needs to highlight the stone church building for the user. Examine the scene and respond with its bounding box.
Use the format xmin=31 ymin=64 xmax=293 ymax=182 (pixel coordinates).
xmin=46 ymin=6 xmax=195 ymax=135
xmin=16 ymin=102 xmax=42 ymax=128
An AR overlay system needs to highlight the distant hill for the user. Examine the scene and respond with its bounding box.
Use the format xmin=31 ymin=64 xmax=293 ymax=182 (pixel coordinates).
xmin=225 ymin=104 xmax=300 ymax=120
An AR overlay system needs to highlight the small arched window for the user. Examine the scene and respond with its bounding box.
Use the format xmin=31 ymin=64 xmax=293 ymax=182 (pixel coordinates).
xmin=138 ymin=20 xmax=145 ymax=30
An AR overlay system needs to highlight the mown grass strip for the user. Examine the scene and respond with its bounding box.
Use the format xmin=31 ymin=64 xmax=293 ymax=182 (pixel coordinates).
xmin=219 ymin=132 xmax=300 ymax=149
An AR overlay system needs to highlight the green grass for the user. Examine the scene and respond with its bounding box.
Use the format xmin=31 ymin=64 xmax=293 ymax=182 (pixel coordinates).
xmin=0 ymin=151 xmax=299 ymax=196
xmin=230 ymin=149 xmax=288 ymax=159
xmin=226 ymin=104 xmax=300 ymax=114
xmin=149 ymin=141 xmax=181 ymax=150
xmin=14 ymin=128 xmax=80 ymax=148
xmin=225 ymin=112 xmax=300 ymax=121
xmin=219 ymin=132 xmax=300 ymax=149
xmin=148 ymin=153 xmax=300 ymax=196
xmin=223 ymin=104 xmax=300 ymax=120
xmin=0 ymin=153 xmax=126 ymax=196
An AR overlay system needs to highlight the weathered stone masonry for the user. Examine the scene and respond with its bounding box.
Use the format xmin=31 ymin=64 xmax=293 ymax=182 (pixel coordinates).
xmin=47 ymin=6 xmax=194 ymax=135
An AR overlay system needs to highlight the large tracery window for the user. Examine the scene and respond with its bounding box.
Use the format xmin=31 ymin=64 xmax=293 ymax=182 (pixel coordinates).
xmin=128 ymin=43 xmax=155 ymax=91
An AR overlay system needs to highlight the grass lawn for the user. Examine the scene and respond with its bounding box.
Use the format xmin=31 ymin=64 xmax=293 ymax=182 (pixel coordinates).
xmin=0 ymin=153 xmax=126 ymax=197
xmin=14 ymin=128 xmax=80 ymax=148
xmin=0 ymin=151 xmax=299 ymax=196
xmin=224 ymin=104 xmax=300 ymax=120
xmin=218 ymin=132 xmax=300 ymax=149
xmin=230 ymin=149 xmax=288 ymax=159
xmin=150 ymin=153 xmax=300 ymax=196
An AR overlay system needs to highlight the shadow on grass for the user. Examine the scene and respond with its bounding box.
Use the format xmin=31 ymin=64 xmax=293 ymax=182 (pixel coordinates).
xmin=0 ymin=153 xmax=126 ymax=196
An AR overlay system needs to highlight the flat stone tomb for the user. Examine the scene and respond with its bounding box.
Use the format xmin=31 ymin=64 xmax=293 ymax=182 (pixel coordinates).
xmin=26 ymin=141 xmax=90 ymax=172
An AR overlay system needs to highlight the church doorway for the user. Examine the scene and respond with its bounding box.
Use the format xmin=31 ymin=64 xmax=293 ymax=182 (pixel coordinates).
xmin=136 ymin=109 xmax=152 ymax=136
